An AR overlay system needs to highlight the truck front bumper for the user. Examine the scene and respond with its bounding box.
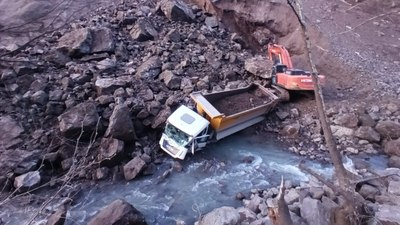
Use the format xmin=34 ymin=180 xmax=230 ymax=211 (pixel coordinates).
xmin=159 ymin=134 xmax=188 ymax=160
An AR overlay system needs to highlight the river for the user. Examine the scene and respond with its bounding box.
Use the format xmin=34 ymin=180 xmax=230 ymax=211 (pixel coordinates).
xmin=0 ymin=132 xmax=388 ymax=225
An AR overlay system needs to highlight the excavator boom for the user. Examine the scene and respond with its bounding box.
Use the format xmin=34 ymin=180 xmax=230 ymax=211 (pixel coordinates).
xmin=267 ymin=44 xmax=293 ymax=69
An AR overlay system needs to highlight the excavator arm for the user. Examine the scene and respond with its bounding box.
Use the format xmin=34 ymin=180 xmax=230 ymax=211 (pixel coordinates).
xmin=267 ymin=44 xmax=294 ymax=69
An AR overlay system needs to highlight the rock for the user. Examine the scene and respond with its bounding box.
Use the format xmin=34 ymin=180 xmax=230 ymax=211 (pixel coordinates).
xmin=358 ymin=113 xmax=376 ymax=127
xmin=245 ymin=56 xmax=274 ymax=78
xmin=276 ymin=111 xmax=290 ymax=120
xmin=334 ymin=113 xmax=359 ymax=128
xmin=146 ymin=101 xmax=161 ymax=116
xmin=96 ymin=58 xmax=117 ymax=73
xmin=91 ymin=27 xmax=115 ymax=53
xmin=358 ymin=184 xmax=380 ymax=200
xmin=373 ymin=204 xmax=400 ymax=225
xmin=58 ymin=101 xmax=100 ymax=139
xmin=87 ymin=199 xmax=147 ymax=225
xmin=237 ymin=207 xmax=257 ymax=223
xmin=95 ymin=76 xmax=129 ymax=96
xmin=98 ymin=138 xmax=125 ymax=167
xmin=0 ymin=116 xmax=24 ymax=147
xmin=46 ymin=102 xmax=66 ymax=115
xmin=105 ymin=104 xmax=135 ymax=142
xmin=123 ymin=156 xmax=146 ymax=181
xmin=309 ymin=187 xmax=324 ymax=199
xmin=46 ymin=204 xmax=67 ymax=225
xmin=159 ymin=0 xmax=195 ymax=22
xmin=280 ymin=123 xmax=300 ymax=138
xmin=205 ymin=16 xmax=219 ymax=28
xmin=331 ymin=125 xmax=354 ymax=137
xmin=180 ymin=77 xmax=194 ymax=93
xmin=61 ymin=158 xmax=73 ymax=171
xmin=384 ymin=139 xmax=400 ymax=156
xmin=388 ymin=181 xmax=400 ymax=195
xmin=375 ymin=121 xmax=400 ymax=139
xmin=161 ymin=71 xmax=181 ymax=89
xmin=45 ymin=49 xmax=71 ymax=67
xmin=57 ymin=28 xmax=92 ymax=57
xmin=165 ymin=29 xmax=181 ymax=42
xmin=31 ymin=90 xmax=48 ymax=105
xmin=94 ymin=167 xmax=110 ymax=180
xmin=136 ymin=56 xmax=162 ymax=79
xmin=14 ymin=171 xmax=41 ymax=190
xmin=250 ymin=218 xmax=273 ymax=225
xmin=354 ymin=126 xmax=381 ymax=142
xmin=389 ymin=156 xmax=400 ymax=168
xmin=236 ymin=192 xmax=245 ymax=200
xmin=284 ymin=188 xmax=300 ymax=204
xmin=152 ymin=107 xmax=171 ymax=129
xmin=130 ymin=18 xmax=158 ymax=42
xmin=245 ymin=195 xmax=263 ymax=213
xmin=196 ymin=206 xmax=240 ymax=225
xmin=386 ymin=103 xmax=399 ymax=114
xmin=300 ymin=197 xmax=331 ymax=225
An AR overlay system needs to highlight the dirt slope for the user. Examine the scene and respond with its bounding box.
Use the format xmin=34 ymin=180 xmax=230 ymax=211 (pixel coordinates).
xmin=189 ymin=0 xmax=400 ymax=103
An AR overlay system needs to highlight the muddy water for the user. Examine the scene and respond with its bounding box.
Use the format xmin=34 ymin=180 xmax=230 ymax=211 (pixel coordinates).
xmin=1 ymin=132 xmax=388 ymax=225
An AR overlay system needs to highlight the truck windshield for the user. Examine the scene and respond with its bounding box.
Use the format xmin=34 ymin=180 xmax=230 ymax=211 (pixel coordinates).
xmin=164 ymin=123 xmax=190 ymax=146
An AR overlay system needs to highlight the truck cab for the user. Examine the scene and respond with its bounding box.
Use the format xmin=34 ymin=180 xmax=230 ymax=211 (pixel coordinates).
xmin=159 ymin=105 xmax=210 ymax=160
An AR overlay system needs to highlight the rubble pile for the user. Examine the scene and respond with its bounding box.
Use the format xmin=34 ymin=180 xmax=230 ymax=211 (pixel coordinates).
xmin=0 ymin=0 xmax=257 ymax=190
xmin=197 ymin=167 xmax=400 ymax=225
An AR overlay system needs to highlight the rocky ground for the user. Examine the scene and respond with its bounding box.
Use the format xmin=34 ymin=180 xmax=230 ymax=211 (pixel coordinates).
xmin=0 ymin=0 xmax=399 ymax=224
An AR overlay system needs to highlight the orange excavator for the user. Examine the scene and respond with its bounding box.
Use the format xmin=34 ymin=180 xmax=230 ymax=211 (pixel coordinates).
xmin=267 ymin=43 xmax=325 ymax=91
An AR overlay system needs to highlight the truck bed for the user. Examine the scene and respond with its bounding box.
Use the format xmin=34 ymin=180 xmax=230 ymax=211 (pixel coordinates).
xmin=190 ymin=83 xmax=279 ymax=140
xmin=212 ymin=87 xmax=272 ymax=116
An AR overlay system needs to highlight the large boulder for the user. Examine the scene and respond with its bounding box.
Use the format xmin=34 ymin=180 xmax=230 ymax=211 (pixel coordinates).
xmin=331 ymin=125 xmax=354 ymax=137
xmin=354 ymin=126 xmax=381 ymax=142
xmin=334 ymin=113 xmax=359 ymax=128
xmin=91 ymin=27 xmax=115 ymax=53
xmin=372 ymin=204 xmax=400 ymax=225
xmin=160 ymin=70 xmax=181 ymax=89
xmin=375 ymin=121 xmax=400 ymax=139
xmin=14 ymin=171 xmax=41 ymax=190
xmin=130 ymin=19 xmax=158 ymax=42
xmin=57 ymin=28 xmax=92 ymax=57
xmin=105 ymin=104 xmax=135 ymax=142
xmin=358 ymin=184 xmax=380 ymax=201
xmin=152 ymin=107 xmax=171 ymax=129
xmin=98 ymin=137 xmax=125 ymax=167
xmin=389 ymin=156 xmax=400 ymax=168
xmin=58 ymin=101 xmax=100 ymax=139
xmin=158 ymin=0 xmax=195 ymax=22
xmin=0 ymin=149 xmax=40 ymax=176
xmin=136 ymin=56 xmax=162 ymax=79
xmin=95 ymin=76 xmax=130 ymax=96
xmin=196 ymin=206 xmax=240 ymax=225
xmin=123 ymin=156 xmax=146 ymax=181
xmin=384 ymin=139 xmax=400 ymax=156
xmin=388 ymin=180 xmax=400 ymax=195
xmin=0 ymin=116 xmax=24 ymax=148
xmin=300 ymin=197 xmax=332 ymax=225
xmin=244 ymin=56 xmax=274 ymax=79
xmin=87 ymin=199 xmax=147 ymax=225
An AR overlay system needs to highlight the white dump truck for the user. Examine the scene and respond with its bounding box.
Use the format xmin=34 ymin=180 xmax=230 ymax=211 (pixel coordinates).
xmin=159 ymin=83 xmax=280 ymax=159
